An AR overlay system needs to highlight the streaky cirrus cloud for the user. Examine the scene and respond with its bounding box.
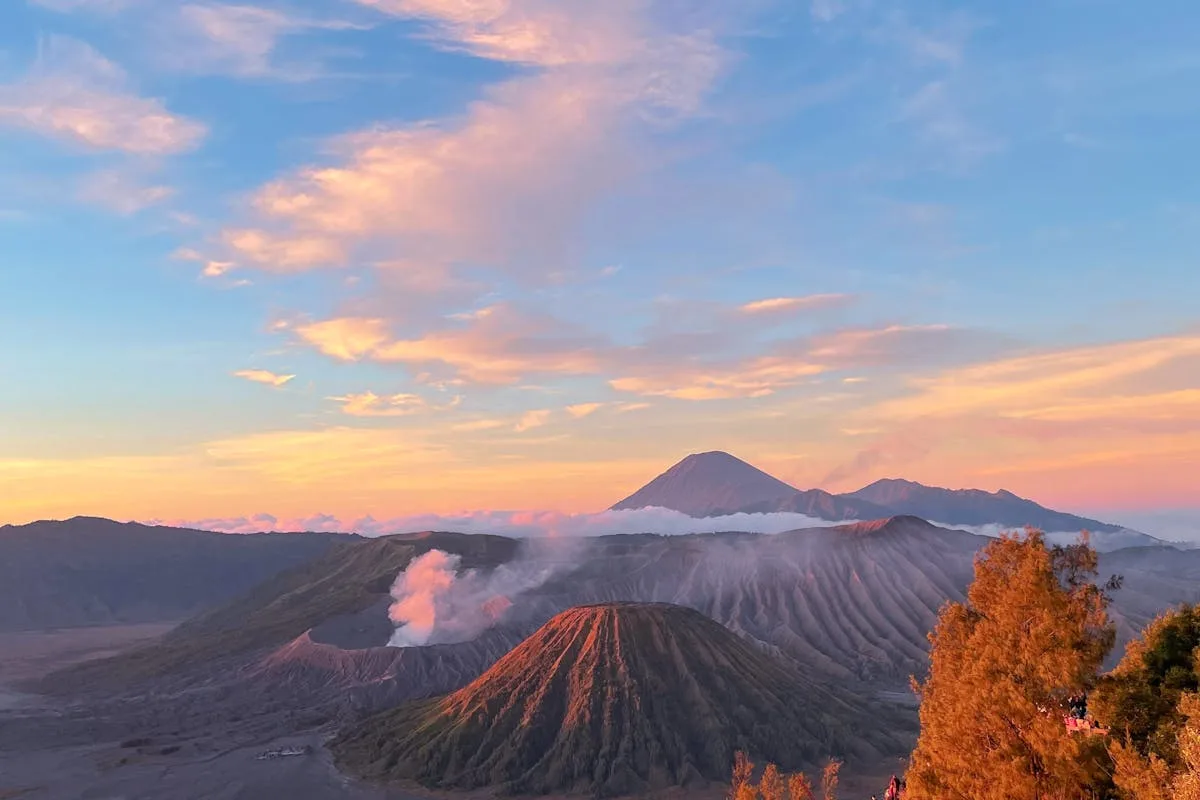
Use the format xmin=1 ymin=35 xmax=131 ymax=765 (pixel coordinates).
xmin=821 ymin=332 xmax=1200 ymax=489
xmin=606 ymin=322 xmax=1003 ymax=400
xmin=873 ymin=333 xmax=1200 ymax=420
xmin=34 ymin=0 xmax=367 ymax=79
xmin=159 ymin=4 xmax=367 ymax=78
xmin=0 ymin=36 xmax=206 ymax=154
xmin=29 ymin=0 xmax=130 ymax=11
xmin=233 ymin=368 xmax=295 ymax=387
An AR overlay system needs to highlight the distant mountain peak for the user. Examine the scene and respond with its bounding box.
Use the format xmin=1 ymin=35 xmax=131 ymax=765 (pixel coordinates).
xmin=610 ymin=451 xmax=800 ymax=517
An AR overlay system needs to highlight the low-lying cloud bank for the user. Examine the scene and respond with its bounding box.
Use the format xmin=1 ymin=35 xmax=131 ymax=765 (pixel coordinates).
xmin=142 ymin=507 xmax=1197 ymax=547
xmin=143 ymin=507 xmax=848 ymax=538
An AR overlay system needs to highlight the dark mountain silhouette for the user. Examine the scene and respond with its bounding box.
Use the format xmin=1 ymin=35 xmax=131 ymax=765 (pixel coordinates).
xmin=0 ymin=516 xmax=350 ymax=631
xmin=842 ymin=477 xmax=1127 ymax=533
xmin=609 ymin=451 xmax=890 ymax=519
xmin=332 ymin=602 xmax=912 ymax=797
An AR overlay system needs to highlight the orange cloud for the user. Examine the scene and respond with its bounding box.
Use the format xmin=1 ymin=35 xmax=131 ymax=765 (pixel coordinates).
xmin=294 ymin=305 xmax=604 ymax=383
xmin=610 ymin=354 xmax=826 ymax=400
xmin=566 ymin=402 xmax=604 ymax=418
xmin=221 ymin=228 xmax=345 ymax=271
xmin=233 ymin=369 xmax=295 ymax=387
xmin=329 ymin=391 xmax=462 ymax=417
xmin=0 ymin=37 xmax=205 ymax=154
xmin=819 ymin=332 xmax=1200 ymax=497
xmin=514 ymin=409 xmax=552 ymax=432
xmin=294 ymin=317 xmax=391 ymax=361
xmin=739 ymin=294 xmax=854 ymax=314
xmin=875 ymin=333 xmax=1200 ymax=420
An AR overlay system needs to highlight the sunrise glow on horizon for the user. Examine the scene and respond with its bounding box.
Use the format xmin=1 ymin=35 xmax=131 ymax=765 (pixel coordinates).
xmin=2 ymin=0 xmax=1197 ymax=529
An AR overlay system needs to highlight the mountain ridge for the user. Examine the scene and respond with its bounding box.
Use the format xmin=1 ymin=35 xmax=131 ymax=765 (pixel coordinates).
xmin=609 ymin=451 xmax=1152 ymax=543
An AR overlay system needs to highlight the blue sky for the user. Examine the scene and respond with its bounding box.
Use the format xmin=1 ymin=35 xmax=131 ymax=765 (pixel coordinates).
xmin=1 ymin=0 xmax=1197 ymax=528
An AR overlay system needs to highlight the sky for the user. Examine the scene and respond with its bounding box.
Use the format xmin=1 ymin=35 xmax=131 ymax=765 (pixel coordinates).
xmin=1 ymin=0 xmax=1197 ymax=531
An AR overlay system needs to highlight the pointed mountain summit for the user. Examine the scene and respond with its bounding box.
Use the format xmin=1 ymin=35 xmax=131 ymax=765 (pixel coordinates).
xmin=610 ymin=451 xmax=891 ymax=520
xmin=843 ymin=478 xmax=1127 ymax=533
xmin=332 ymin=602 xmax=909 ymax=797
xmin=610 ymin=451 xmax=800 ymax=516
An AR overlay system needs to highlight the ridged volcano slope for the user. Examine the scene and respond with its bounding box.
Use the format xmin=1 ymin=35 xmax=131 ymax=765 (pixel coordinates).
xmin=333 ymin=602 xmax=908 ymax=797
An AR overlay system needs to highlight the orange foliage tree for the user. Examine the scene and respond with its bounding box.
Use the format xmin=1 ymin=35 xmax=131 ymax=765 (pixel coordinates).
xmin=729 ymin=753 xmax=838 ymax=800
xmin=905 ymin=530 xmax=1118 ymax=800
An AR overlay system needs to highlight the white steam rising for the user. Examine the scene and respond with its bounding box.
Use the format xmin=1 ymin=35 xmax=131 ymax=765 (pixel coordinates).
xmin=387 ymin=546 xmax=566 ymax=647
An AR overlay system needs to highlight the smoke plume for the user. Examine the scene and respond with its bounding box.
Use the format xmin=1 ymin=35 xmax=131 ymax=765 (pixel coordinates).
xmin=387 ymin=542 xmax=572 ymax=647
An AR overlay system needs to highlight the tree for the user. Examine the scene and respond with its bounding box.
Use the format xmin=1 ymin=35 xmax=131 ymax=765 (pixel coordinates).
xmin=820 ymin=758 xmax=840 ymax=800
xmin=905 ymin=530 xmax=1117 ymax=800
xmin=1093 ymin=605 xmax=1200 ymax=765
xmin=730 ymin=751 xmax=757 ymax=800
xmin=787 ymin=772 xmax=815 ymax=800
xmin=760 ymin=763 xmax=785 ymax=800
xmin=1111 ymin=692 xmax=1200 ymax=800
xmin=727 ymin=753 xmax=822 ymax=800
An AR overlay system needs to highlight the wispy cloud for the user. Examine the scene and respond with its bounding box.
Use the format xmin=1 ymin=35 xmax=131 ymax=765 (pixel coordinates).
xmin=76 ymin=168 xmax=174 ymax=214
xmin=739 ymin=294 xmax=855 ymax=315
xmin=821 ymin=333 xmax=1200 ymax=490
xmin=215 ymin=0 xmax=725 ymax=277
xmin=159 ymin=3 xmax=368 ymax=78
xmin=0 ymin=36 xmax=206 ymax=154
xmin=514 ymin=409 xmax=552 ymax=432
xmin=900 ymin=80 xmax=1003 ymax=166
xmin=233 ymin=368 xmax=295 ymax=387
xmin=29 ymin=0 xmax=130 ymax=11
xmin=293 ymin=304 xmax=605 ymax=384
xmin=35 ymin=1 xmax=366 ymax=79
xmin=874 ymin=334 xmax=1200 ymax=421
xmin=565 ymin=402 xmax=604 ymax=418
xmin=329 ymin=391 xmax=461 ymax=417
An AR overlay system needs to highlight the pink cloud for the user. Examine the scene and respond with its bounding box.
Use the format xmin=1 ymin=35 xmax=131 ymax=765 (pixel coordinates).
xmin=0 ymin=37 xmax=205 ymax=154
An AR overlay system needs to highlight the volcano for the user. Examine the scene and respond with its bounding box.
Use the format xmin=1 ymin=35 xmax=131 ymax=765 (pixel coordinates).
xmin=333 ymin=602 xmax=909 ymax=797
xmin=610 ymin=451 xmax=891 ymax=520
xmin=610 ymin=451 xmax=799 ymax=516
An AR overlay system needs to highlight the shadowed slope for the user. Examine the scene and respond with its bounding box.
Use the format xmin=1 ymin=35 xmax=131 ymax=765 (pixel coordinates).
xmin=333 ymin=602 xmax=911 ymax=797
xmin=41 ymin=531 xmax=519 ymax=692
xmin=0 ymin=517 xmax=350 ymax=631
